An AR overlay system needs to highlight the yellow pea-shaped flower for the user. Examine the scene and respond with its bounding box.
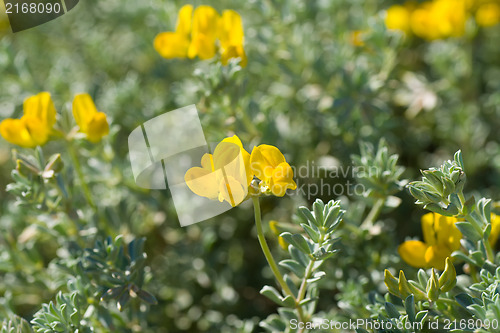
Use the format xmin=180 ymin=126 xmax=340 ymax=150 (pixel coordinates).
xmin=72 ymin=94 xmax=109 ymax=143
xmin=0 ymin=92 xmax=56 ymax=148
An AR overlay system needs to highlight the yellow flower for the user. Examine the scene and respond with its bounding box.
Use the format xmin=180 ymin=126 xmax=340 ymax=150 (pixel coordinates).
xmin=489 ymin=213 xmax=500 ymax=246
xmin=154 ymin=5 xmax=247 ymax=66
xmin=249 ymin=144 xmax=297 ymax=197
xmin=385 ymin=5 xmax=412 ymax=33
xmin=185 ymin=135 xmax=251 ymax=207
xmin=410 ymin=0 xmax=468 ymax=40
xmin=219 ymin=10 xmax=247 ymax=67
xmin=154 ymin=4 xmax=193 ymax=58
xmin=0 ymin=92 xmax=56 ymax=148
xmin=72 ymin=94 xmax=109 ymax=143
xmin=187 ymin=5 xmax=220 ymax=59
xmin=476 ymin=3 xmax=500 ymax=27
xmin=398 ymin=213 xmax=462 ymax=270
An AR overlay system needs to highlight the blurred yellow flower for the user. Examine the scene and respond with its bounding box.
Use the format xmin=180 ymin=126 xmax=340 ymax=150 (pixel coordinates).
xmin=489 ymin=213 xmax=500 ymax=246
xmin=72 ymin=94 xmax=109 ymax=143
xmin=0 ymin=92 xmax=56 ymax=148
xmin=411 ymin=0 xmax=467 ymax=40
xmin=154 ymin=4 xmax=193 ymax=58
xmin=188 ymin=6 xmax=220 ymax=60
xmin=250 ymin=145 xmax=297 ymax=197
xmin=387 ymin=0 xmax=470 ymax=40
xmin=154 ymin=5 xmax=247 ymax=66
xmin=476 ymin=3 xmax=500 ymax=27
xmin=398 ymin=212 xmax=462 ymax=270
xmin=385 ymin=5 xmax=412 ymax=33
xmin=350 ymin=30 xmax=366 ymax=47
xmin=185 ymin=135 xmax=251 ymax=207
xmin=219 ymin=10 xmax=247 ymax=66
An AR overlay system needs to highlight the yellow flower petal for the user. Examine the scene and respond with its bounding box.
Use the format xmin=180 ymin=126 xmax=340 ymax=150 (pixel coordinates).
xmin=489 ymin=213 xmax=500 ymax=247
xmin=86 ymin=112 xmax=109 ymax=143
xmin=221 ymin=135 xmax=251 ymax=184
xmin=188 ymin=5 xmax=220 ymax=59
xmin=200 ymin=153 xmax=214 ymax=171
xmin=385 ymin=5 xmax=411 ymax=33
xmin=398 ymin=240 xmax=429 ymax=268
xmin=185 ymin=166 xmax=219 ymax=200
xmin=22 ymin=115 xmax=51 ymax=146
xmin=0 ymin=118 xmax=37 ymax=148
xmin=154 ymin=32 xmax=191 ymax=59
xmin=23 ymin=92 xmax=56 ymax=127
xmin=176 ymin=4 xmax=193 ymax=36
xmin=219 ymin=10 xmax=244 ymax=48
xmin=476 ymin=3 xmax=500 ymax=27
xmin=250 ymin=144 xmax=287 ymax=183
xmin=218 ymin=174 xmax=247 ymax=207
xmin=220 ymin=44 xmax=247 ymax=67
xmin=23 ymin=92 xmax=56 ymax=125
xmin=270 ymin=162 xmax=297 ymax=197
xmin=421 ymin=212 xmax=437 ymax=246
xmin=424 ymin=245 xmax=450 ymax=270
xmin=72 ymin=94 xmax=109 ymax=142
xmin=73 ymin=93 xmax=98 ymax=133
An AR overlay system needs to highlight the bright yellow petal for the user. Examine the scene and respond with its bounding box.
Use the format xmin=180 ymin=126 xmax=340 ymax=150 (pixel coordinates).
xmin=86 ymin=112 xmax=109 ymax=143
xmin=250 ymin=144 xmax=287 ymax=183
xmin=72 ymin=93 xmax=98 ymax=132
xmin=435 ymin=215 xmax=462 ymax=251
xmin=217 ymin=174 xmax=247 ymax=207
xmin=212 ymin=141 xmax=249 ymax=195
xmin=489 ymin=213 xmax=500 ymax=247
xmin=220 ymin=44 xmax=247 ymax=67
xmin=200 ymin=153 xmax=214 ymax=171
xmin=0 ymin=118 xmax=37 ymax=148
xmin=185 ymin=166 xmax=219 ymax=200
xmin=421 ymin=212 xmax=437 ymax=246
xmin=22 ymin=115 xmax=51 ymax=146
xmin=424 ymin=245 xmax=451 ymax=270
xmin=270 ymin=162 xmax=296 ymax=197
xmin=188 ymin=5 xmax=220 ymax=59
xmin=154 ymin=32 xmax=190 ymax=59
xmin=398 ymin=240 xmax=428 ymax=268
xmin=176 ymin=4 xmax=193 ymax=36
xmin=221 ymin=135 xmax=251 ymax=184
xmin=219 ymin=10 xmax=244 ymax=48
xmin=23 ymin=92 xmax=56 ymax=127
xmin=385 ymin=5 xmax=411 ymax=33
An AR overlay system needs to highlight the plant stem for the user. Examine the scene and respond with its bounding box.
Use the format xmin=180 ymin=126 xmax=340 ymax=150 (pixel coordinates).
xmin=252 ymin=197 xmax=294 ymax=297
xmin=360 ymin=197 xmax=385 ymax=229
xmin=67 ymin=142 xmax=96 ymax=210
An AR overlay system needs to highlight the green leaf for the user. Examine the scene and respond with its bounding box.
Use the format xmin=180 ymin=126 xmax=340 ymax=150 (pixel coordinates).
xmin=280 ymin=232 xmax=311 ymax=254
xmin=298 ymin=207 xmax=317 ymax=227
xmin=312 ymin=200 xmax=324 ymax=225
xmin=385 ymin=302 xmax=400 ymax=319
xmin=455 ymin=222 xmax=482 ymax=243
xmin=279 ymin=259 xmax=305 ymax=277
xmin=404 ymin=295 xmax=415 ymax=322
xmin=301 ymin=223 xmax=320 ymax=243
xmin=260 ymin=286 xmax=285 ymax=306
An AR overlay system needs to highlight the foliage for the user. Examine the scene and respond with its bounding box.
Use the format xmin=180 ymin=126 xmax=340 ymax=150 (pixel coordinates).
xmin=0 ymin=0 xmax=500 ymax=332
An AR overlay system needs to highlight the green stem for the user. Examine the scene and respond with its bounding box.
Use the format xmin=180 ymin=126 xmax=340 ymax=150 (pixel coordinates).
xmin=360 ymin=197 xmax=385 ymax=229
xmin=252 ymin=196 xmax=299 ymax=299
xmin=67 ymin=142 xmax=96 ymax=210
xmin=252 ymin=197 xmax=293 ymax=297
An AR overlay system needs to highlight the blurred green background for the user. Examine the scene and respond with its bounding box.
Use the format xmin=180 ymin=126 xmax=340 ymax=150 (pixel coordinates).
xmin=0 ymin=0 xmax=500 ymax=331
